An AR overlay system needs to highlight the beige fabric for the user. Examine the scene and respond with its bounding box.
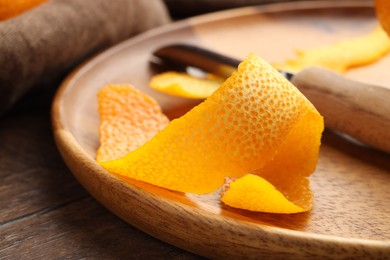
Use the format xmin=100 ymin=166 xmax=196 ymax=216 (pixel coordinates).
xmin=0 ymin=0 xmax=170 ymax=115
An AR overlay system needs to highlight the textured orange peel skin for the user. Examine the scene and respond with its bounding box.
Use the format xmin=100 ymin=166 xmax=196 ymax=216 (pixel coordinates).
xmin=96 ymin=84 xmax=169 ymax=162
xmin=98 ymin=53 xmax=324 ymax=213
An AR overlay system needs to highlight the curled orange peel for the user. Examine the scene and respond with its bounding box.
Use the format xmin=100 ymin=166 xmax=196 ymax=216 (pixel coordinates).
xmin=97 ymin=54 xmax=324 ymax=213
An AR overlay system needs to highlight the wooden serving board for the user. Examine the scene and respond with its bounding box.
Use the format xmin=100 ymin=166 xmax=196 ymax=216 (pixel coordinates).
xmin=52 ymin=1 xmax=390 ymax=258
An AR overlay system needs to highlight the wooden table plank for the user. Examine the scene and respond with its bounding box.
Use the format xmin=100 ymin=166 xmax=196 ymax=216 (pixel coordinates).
xmin=0 ymin=196 xmax=200 ymax=259
xmin=0 ymin=98 xmax=201 ymax=259
xmin=0 ymin=106 xmax=87 ymax=223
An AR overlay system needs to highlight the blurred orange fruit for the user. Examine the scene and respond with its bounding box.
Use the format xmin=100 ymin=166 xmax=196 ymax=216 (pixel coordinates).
xmin=376 ymin=0 xmax=390 ymax=36
xmin=0 ymin=0 xmax=46 ymax=21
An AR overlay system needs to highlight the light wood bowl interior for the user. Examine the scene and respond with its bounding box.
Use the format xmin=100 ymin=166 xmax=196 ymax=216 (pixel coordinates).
xmin=52 ymin=1 xmax=390 ymax=258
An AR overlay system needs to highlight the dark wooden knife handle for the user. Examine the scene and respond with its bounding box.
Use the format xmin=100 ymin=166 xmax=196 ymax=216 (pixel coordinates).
xmin=291 ymin=67 xmax=390 ymax=153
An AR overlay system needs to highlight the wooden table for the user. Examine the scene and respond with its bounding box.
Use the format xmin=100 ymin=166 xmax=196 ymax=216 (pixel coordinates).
xmin=0 ymin=91 xmax=201 ymax=259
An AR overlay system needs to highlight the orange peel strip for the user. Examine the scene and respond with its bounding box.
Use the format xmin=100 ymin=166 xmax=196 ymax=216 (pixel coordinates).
xmin=96 ymin=84 xmax=169 ymax=162
xmin=98 ymin=52 xmax=324 ymax=213
xmin=150 ymin=71 xmax=223 ymax=99
xmin=274 ymin=26 xmax=390 ymax=73
xmin=222 ymin=174 xmax=304 ymax=213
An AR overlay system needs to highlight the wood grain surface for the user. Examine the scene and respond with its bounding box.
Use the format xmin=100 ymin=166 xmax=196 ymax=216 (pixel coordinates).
xmin=51 ymin=1 xmax=390 ymax=259
xmin=0 ymin=98 xmax=199 ymax=259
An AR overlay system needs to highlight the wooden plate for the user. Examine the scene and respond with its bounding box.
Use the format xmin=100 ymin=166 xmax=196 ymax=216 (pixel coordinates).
xmin=52 ymin=1 xmax=390 ymax=258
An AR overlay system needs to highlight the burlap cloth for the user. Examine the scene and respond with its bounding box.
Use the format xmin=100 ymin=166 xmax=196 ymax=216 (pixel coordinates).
xmin=0 ymin=0 xmax=322 ymax=116
xmin=0 ymin=0 xmax=170 ymax=116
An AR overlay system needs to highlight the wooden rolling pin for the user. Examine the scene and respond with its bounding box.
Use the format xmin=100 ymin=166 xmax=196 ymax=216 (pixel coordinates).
xmin=153 ymin=44 xmax=390 ymax=153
